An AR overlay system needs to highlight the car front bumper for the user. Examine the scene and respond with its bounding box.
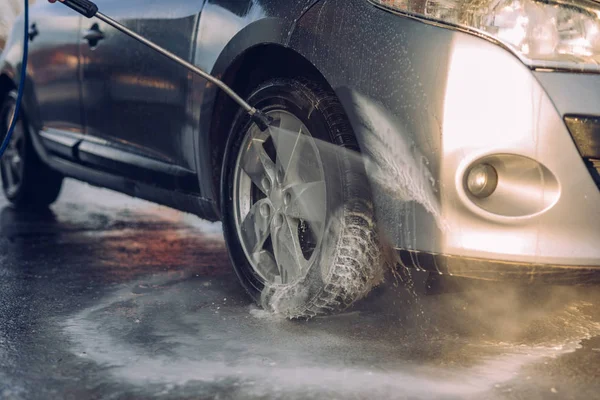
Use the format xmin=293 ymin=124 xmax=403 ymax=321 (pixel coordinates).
xmin=433 ymin=34 xmax=600 ymax=270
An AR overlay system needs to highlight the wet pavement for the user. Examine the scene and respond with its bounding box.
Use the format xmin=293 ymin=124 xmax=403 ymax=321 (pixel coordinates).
xmin=0 ymin=179 xmax=599 ymax=399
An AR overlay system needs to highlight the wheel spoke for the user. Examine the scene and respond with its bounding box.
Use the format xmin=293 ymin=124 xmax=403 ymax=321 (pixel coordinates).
xmin=270 ymin=113 xmax=304 ymax=184
xmin=240 ymin=199 xmax=272 ymax=254
xmin=2 ymin=157 xmax=15 ymax=189
xmin=10 ymin=154 xmax=22 ymax=181
xmin=271 ymin=216 xmax=306 ymax=283
xmin=254 ymin=250 xmax=281 ymax=283
xmin=241 ymin=138 xmax=276 ymax=196
xmin=10 ymin=125 xmax=23 ymax=147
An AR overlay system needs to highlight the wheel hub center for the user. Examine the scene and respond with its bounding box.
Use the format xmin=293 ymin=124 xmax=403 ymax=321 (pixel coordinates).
xmin=268 ymin=181 xmax=285 ymax=212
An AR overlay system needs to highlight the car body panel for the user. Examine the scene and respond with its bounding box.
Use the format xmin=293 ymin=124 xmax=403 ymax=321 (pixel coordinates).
xmin=534 ymin=71 xmax=600 ymax=117
xmin=79 ymin=0 xmax=205 ymax=171
xmin=289 ymin=0 xmax=451 ymax=258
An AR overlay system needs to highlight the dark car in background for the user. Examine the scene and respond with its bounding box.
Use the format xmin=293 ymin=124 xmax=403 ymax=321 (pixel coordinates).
xmin=1 ymin=0 xmax=599 ymax=317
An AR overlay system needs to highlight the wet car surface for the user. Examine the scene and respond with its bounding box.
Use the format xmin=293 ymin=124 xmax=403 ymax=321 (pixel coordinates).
xmin=0 ymin=180 xmax=599 ymax=399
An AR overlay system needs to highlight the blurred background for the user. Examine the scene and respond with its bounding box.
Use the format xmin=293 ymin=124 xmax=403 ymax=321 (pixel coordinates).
xmin=0 ymin=0 xmax=35 ymax=50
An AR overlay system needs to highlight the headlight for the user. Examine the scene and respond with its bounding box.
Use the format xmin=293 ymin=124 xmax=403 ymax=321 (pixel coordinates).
xmin=369 ymin=0 xmax=600 ymax=71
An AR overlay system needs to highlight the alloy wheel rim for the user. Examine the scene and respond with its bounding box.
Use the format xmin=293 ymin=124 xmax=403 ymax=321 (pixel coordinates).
xmin=233 ymin=110 xmax=327 ymax=285
xmin=1 ymin=104 xmax=25 ymax=197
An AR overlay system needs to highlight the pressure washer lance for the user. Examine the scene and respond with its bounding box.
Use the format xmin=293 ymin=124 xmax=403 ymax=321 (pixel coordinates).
xmin=57 ymin=0 xmax=273 ymax=131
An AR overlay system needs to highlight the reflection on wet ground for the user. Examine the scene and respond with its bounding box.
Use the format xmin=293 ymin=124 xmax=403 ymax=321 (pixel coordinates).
xmin=1 ymin=180 xmax=599 ymax=399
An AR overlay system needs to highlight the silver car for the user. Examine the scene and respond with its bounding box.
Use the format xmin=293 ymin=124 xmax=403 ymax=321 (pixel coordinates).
xmin=1 ymin=0 xmax=599 ymax=318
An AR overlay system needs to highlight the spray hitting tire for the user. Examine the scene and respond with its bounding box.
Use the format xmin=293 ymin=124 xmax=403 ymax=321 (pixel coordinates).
xmin=0 ymin=90 xmax=63 ymax=208
xmin=221 ymin=79 xmax=383 ymax=318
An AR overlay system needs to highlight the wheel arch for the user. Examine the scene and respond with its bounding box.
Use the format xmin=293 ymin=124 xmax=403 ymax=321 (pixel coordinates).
xmin=203 ymin=44 xmax=339 ymax=216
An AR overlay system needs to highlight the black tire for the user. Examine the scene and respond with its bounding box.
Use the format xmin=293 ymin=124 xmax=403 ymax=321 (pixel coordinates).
xmin=221 ymin=79 xmax=383 ymax=318
xmin=0 ymin=90 xmax=63 ymax=208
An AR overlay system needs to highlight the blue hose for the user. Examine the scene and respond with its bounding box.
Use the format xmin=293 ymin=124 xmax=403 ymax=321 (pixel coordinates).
xmin=0 ymin=0 xmax=29 ymax=158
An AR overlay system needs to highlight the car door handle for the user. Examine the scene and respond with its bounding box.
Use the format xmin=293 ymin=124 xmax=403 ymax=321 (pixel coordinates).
xmin=83 ymin=23 xmax=104 ymax=46
xmin=28 ymin=23 xmax=39 ymax=42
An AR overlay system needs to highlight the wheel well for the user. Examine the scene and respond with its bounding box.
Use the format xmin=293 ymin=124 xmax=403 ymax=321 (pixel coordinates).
xmin=209 ymin=45 xmax=333 ymax=206
xmin=0 ymin=74 xmax=16 ymax=101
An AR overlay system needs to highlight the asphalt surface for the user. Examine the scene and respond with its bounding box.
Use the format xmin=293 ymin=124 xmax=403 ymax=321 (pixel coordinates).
xmin=0 ymin=180 xmax=599 ymax=400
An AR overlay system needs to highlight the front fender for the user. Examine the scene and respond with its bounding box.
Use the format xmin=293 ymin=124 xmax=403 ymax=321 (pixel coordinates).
xmin=191 ymin=2 xmax=310 ymax=213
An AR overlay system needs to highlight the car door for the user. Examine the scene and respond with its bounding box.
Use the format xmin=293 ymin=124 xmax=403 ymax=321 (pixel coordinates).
xmin=27 ymin=2 xmax=83 ymax=153
xmin=79 ymin=0 xmax=205 ymax=176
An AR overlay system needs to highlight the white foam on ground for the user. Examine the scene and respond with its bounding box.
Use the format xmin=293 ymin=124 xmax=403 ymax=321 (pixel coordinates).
xmin=62 ymin=276 xmax=600 ymax=399
xmin=56 ymin=179 xmax=223 ymax=235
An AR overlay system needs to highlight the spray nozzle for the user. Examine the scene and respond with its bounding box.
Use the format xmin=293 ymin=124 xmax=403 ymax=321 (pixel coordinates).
xmin=251 ymin=109 xmax=275 ymax=132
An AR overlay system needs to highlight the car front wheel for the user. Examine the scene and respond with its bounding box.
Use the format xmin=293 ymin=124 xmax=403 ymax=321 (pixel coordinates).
xmin=221 ymin=78 xmax=383 ymax=318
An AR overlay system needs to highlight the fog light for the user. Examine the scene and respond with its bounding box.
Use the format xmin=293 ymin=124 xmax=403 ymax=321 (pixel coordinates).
xmin=466 ymin=164 xmax=498 ymax=198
